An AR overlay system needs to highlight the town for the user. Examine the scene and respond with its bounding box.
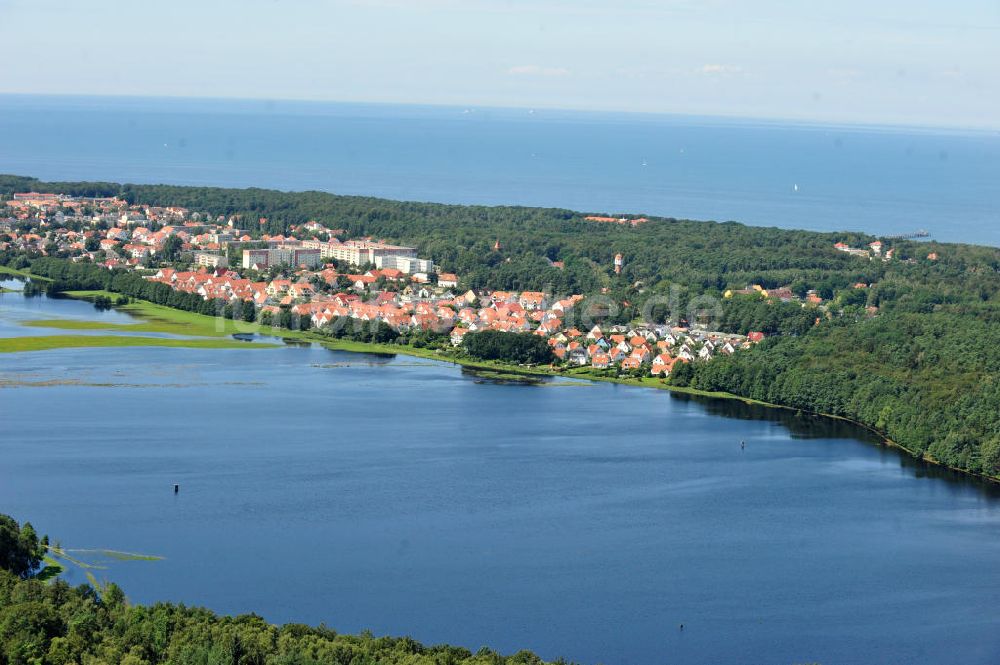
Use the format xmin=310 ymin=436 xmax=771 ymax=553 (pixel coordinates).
xmin=1 ymin=191 xmax=908 ymax=376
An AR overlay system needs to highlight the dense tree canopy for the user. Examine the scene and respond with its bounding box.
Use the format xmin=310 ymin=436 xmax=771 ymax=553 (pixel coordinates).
xmin=464 ymin=331 xmax=554 ymax=365
xmin=0 ymin=515 xmax=46 ymax=580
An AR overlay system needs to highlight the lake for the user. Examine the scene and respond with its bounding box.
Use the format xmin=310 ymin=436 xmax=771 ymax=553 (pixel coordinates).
xmin=1 ymin=94 xmax=998 ymax=246
xmin=2 ymin=288 xmax=1000 ymax=665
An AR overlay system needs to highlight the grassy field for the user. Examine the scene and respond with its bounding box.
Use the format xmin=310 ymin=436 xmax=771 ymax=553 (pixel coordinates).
xmin=62 ymin=291 xmax=287 ymax=338
xmin=23 ymin=318 xmax=185 ymax=333
xmin=0 ymin=334 xmax=276 ymax=354
xmin=0 ymin=265 xmax=53 ymax=281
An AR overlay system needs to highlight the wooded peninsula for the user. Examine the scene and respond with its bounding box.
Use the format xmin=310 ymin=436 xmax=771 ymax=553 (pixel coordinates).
xmin=2 ymin=174 xmax=999 ymax=482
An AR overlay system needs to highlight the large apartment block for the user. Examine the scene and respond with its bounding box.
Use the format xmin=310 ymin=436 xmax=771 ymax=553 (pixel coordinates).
xmin=242 ymin=246 xmax=322 ymax=270
xmin=299 ymin=239 xmax=415 ymax=263
xmin=194 ymin=252 xmax=229 ymax=269
xmin=375 ymin=255 xmax=434 ymax=274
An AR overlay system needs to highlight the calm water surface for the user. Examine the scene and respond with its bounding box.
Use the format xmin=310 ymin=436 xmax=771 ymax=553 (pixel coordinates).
xmin=2 ymin=292 xmax=1000 ymax=665
xmin=1 ymin=95 xmax=998 ymax=246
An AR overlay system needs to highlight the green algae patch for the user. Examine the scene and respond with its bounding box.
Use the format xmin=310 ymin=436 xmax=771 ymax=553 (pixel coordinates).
xmin=0 ymin=335 xmax=277 ymax=354
xmin=68 ymin=548 xmax=165 ymax=562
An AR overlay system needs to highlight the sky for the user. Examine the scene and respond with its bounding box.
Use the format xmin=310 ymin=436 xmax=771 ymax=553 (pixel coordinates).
xmin=2 ymin=0 xmax=999 ymax=129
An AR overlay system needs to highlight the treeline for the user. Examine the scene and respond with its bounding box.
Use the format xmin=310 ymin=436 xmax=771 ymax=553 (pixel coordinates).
xmin=0 ymin=174 xmax=885 ymax=299
xmin=16 ymin=256 xmax=225 ymax=317
xmin=6 ymin=174 xmax=998 ymax=318
xmin=0 ymin=515 xmax=559 ymax=665
xmin=674 ymin=312 xmax=1000 ymax=477
xmin=463 ymin=330 xmax=554 ymax=365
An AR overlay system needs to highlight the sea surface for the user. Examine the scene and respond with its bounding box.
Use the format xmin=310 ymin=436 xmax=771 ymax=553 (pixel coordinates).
xmin=2 ymin=287 xmax=1000 ymax=665
xmin=1 ymin=94 xmax=998 ymax=246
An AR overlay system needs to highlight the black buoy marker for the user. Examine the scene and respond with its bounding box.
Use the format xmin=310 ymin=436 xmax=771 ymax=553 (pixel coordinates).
xmin=174 ymin=484 xmax=179 ymax=494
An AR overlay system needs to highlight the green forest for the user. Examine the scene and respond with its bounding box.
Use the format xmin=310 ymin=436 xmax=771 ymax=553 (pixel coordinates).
xmin=0 ymin=515 xmax=557 ymax=665
xmin=463 ymin=331 xmax=553 ymax=365
xmin=2 ymin=174 xmax=1000 ymax=479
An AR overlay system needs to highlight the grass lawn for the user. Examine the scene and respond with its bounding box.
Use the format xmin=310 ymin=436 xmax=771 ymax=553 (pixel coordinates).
xmin=61 ymin=291 xmax=272 ymax=338
xmin=0 ymin=265 xmax=53 ymax=281
xmin=0 ymin=335 xmax=277 ymax=354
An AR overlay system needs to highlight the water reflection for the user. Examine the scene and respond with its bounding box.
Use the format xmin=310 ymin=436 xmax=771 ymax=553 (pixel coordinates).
xmin=1 ymin=277 xmax=26 ymax=290
xmin=460 ymin=366 xmax=548 ymax=385
xmin=671 ymin=392 xmax=1000 ymax=498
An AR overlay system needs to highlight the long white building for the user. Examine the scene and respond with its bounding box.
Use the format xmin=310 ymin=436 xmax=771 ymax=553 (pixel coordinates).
xmin=302 ymin=239 xmax=431 ymax=273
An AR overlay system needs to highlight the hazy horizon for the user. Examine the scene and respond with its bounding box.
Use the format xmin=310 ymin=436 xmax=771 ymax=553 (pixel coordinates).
xmin=2 ymin=0 xmax=998 ymax=131
xmin=1 ymin=91 xmax=997 ymax=136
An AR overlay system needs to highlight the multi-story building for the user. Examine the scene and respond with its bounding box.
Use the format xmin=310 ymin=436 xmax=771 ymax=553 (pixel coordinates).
xmin=194 ymin=252 xmax=229 ymax=269
xmin=274 ymin=246 xmax=321 ymax=268
xmin=242 ymin=246 xmax=321 ymax=270
xmin=303 ymin=239 xmax=418 ymax=266
xmin=242 ymin=249 xmax=271 ymax=270
xmin=375 ymin=254 xmax=434 ymax=274
xmin=13 ymin=192 xmax=62 ymax=202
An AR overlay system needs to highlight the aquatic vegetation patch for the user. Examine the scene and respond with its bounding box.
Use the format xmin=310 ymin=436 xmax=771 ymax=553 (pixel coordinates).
xmin=0 ymin=377 xmax=267 ymax=389
xmin=45 ymin=545 xmax=163 ymax=596
xmin=68 ymin=548 xmax=165 ymax=563
xmin=310 ymin=361 xmax=426 ymax=369
xmin=0 ymin=334 xmax=279 ymax=354
xmin=35 ymin=556 xmax=64 ymax=582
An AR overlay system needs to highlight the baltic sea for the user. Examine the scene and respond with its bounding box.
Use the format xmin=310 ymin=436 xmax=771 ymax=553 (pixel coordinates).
xmin=1 ymin=94 xmax=997 ymax=246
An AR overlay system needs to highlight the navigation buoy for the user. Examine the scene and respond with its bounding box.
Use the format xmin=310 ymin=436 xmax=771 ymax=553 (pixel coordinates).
xmin=173 ymin=484 xmax=179 ymax=493
xmin=741 ymin=440 xmax=745 ymax=450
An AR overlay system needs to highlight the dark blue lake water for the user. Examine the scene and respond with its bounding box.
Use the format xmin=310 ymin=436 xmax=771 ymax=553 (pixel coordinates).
xmin=1 ymin=95 xmax=998 ymax=246
xmin=2 ymin=290 xmax=1000 ymax=665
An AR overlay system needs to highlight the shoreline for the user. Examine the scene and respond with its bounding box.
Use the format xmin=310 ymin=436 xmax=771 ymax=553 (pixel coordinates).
xmin=13 ymin=284 xmax=995 ymax=486
xmin=0 ymin=264 xmax=53 ymax=281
